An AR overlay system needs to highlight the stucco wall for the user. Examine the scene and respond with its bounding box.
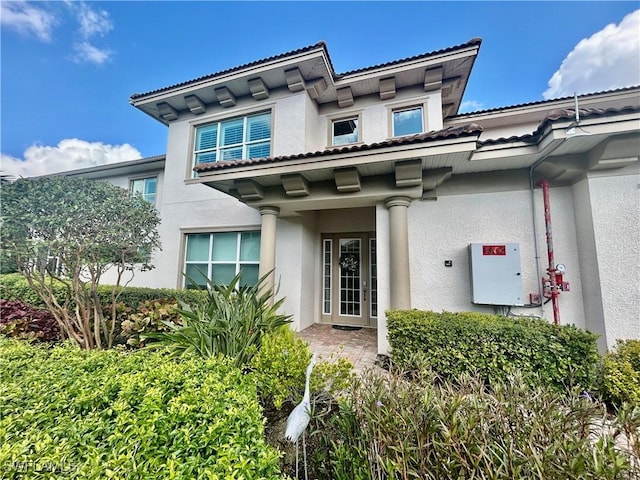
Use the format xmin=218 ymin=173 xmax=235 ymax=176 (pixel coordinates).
xmin=274 ymin=212 xmax=319 ymax=331
xmin=572 ymin=178 xmax=608 ymax=350
xmin=406 ymin=183 xmax=586 ymax=329
xmin=588 ymin=169 xmax=640 ymax=347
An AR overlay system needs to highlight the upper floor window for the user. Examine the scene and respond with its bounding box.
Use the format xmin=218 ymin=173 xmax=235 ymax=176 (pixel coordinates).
xmin=332 ymin=117 xmax=359 ymax=146
xmin=392 ymin=106 xmax=423 ymax=137
xmin=194 ymin=111 xmax=271 ymax=168
xmin=130 ymin=177 xmax=157 ymax=204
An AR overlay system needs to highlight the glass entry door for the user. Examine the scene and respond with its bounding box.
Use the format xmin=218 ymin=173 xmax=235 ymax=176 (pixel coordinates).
xmin=322 ymin=233 xmax=377 ymax=327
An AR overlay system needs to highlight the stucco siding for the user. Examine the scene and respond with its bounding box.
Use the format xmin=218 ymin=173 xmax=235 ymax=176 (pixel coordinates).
xmin=572 ymin=178 xmax=608 ymax=350
xmin=588 ymin=169 xmax=640 ymax=347
xmin=407 ymin=185 xmax=586 ymax=328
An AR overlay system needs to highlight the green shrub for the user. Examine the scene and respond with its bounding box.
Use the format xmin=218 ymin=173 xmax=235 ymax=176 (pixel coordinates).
xmin=251 ymin=328 xmax=355 ymax=409
xmin=0 ymin=338 xmax=282 ymax=479
xmin=387 ymin=309 xmax=600 ymax=392
xmin=144 ymin=272 xmax=292 ymax=367
xmin=314 ymin=367 xmax=635 ymax=479
xmin=602 ymin=339 xmax=640 ymax=407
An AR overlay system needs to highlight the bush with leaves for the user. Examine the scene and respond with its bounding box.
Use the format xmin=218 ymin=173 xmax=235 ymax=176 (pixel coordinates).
xmin=0 ymin=299 xmax=61 ymax=342
xmin=250 ymin=328 xmax=355 ymax=409
xmin=387 ymin=309 xmax=600 ymax=392
xmin=144 ymin=272 xmax=291 ymax=367
xmin=0 ymin=338 xmax=282 ymax=479
xmin=118 ymin=299 xmax=182 ymax=348
xmin=0 ymin=177 xmax=161 ymax=349
xmin=602 ymin=339 xmax=640 ymax=407
xmin=313 ymin=366 xmax=637 ymax=480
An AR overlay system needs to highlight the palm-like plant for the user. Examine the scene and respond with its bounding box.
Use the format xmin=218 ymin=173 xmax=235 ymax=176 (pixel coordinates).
xmin=143 ymin=271 xmax=292 ymax=366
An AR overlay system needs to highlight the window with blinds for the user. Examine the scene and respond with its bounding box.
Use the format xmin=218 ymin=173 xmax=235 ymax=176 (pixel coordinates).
xmin=193 ymin=111 xmax=271 ymax=170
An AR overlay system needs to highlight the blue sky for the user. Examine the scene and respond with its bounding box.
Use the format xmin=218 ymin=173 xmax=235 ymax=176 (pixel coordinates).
xmin=1 ymin=1 xmax=639 ymax=177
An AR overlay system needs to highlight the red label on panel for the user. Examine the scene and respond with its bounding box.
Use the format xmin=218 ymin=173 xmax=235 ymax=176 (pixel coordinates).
xmin=483 ymin=245 xmax=506 ymax=256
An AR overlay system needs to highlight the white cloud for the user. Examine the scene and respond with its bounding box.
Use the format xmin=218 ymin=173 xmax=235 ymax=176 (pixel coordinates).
xmin=1 ymin=1 xmax=115 ymax=65
xmin=460 ymin=100 xmax=485 ymax=113
xmin=0 ymin=139 xmax=142 ymax=178
xmin=67 ymin=2 xmax=114 ymax=65
xmin=70 ymin=41 xmax=113 ymax=65
xmin=544 ymin=9 xmax=640 ymax=99
xmin=0 ymin=1 xmax=58 ymax=42
xmin=75 ymin=2 xmax=112 ymax=38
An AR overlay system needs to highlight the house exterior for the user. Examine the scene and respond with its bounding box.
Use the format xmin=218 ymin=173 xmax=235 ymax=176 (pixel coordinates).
xmin=67 ymin=40 xmax=640 ymax=353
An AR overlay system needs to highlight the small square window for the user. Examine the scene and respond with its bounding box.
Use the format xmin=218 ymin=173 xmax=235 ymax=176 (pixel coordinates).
xmin=130 ymin=177 xmax=157 ymax=205
xmin=392 ymin=106 xmax=423 ymax=137
xmin=332 ymin=118 xmax=359 ymax=146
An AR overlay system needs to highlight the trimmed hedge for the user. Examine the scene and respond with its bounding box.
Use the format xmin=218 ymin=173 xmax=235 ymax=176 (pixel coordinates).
xmin=0 ymin=273 xmax=206 ymax=310
xmin=387 ymin=310 xmax=600 ymax=391
xmin=0 ymin=338 xmax=282 ymax=479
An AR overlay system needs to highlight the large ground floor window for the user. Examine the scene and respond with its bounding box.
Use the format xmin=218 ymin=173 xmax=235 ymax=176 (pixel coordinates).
xmin=184 ymin=231 xmax=260 ymax=288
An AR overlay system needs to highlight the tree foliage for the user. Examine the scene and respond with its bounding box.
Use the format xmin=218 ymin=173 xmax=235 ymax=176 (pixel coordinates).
xmin=0 ymin=176 xmax=161 ymax=349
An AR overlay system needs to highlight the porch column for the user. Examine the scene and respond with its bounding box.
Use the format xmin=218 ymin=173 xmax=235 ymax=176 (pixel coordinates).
xmin=385 ymin=196 xmax=412 ymax=309
xmin=258 ymin=206 xmax=280 ymax=300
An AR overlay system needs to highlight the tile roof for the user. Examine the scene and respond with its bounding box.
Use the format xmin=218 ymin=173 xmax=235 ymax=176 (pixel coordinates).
xmin=455 ymin=85 xmax=640 ymax=117
xmin=130 ymin=38 xmax=482 ymax=101
xmin=478 ymin=105 xmax=640 ymax=146
xmin=130 ymin=42 xmax=330 ymax=100
xmin=337 ymin=38 xmax=482 ymax=78
xmin=194 ymin=123 xmax=483 ymax=173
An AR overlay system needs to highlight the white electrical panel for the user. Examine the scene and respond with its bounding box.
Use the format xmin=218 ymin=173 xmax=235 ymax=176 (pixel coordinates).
xmin=469 ymin=243 xmax=523 ymax=306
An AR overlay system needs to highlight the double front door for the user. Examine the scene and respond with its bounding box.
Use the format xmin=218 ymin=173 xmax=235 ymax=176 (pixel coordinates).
xmin=321 ymin=233 xmax=377 ymax=327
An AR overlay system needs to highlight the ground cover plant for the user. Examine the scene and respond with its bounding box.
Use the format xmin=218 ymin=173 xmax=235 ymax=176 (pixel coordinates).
xmin=387 ymin=309 xmax=600 ymax=391
xmin=0 ymin=338 xmax=282 ymax=479
xmin=0 ymin=299 xmax=61 ymax=342
xmin=313 ymin=366 xmax=638 ymax=479
xmin=0 ymin=177 xmax=161 ymax=349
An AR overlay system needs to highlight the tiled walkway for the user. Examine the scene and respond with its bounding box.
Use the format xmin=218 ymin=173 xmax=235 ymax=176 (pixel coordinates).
xmin=296 ymin=323 xmax=378 ymax=372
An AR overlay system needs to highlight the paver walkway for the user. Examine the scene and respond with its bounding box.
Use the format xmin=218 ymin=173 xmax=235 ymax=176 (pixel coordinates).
xmin=296 ymin=323 xmax=378 ymax=373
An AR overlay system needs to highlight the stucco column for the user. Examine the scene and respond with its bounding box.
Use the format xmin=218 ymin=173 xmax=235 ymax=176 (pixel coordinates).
xmin=385 ymin=196 xmax=412 ymax=309
xmin=258 ymin=206 xmax=280 ymax=300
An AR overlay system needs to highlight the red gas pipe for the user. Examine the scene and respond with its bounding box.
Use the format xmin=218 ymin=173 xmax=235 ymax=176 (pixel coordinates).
xmin=538 ymin=179 xmax=560 ymax=325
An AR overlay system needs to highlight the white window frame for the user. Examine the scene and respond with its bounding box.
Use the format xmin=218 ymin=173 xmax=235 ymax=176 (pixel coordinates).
xmin=192 ymin=110 xmax=272 ymax=172
xmin=322 ymin=239 xmax=332 ymax=315
xmin=183 ymin=231 xmax=261 ymax=289
xmin=327 ymin=111 xmax=363 ymax=147
xmin=330 ymin=116 xmax=361 ymax=146
xmin=130 ymin=176 xmax=157 ymax=205
xmin=388 ymin=101 xmax=427 ymax=138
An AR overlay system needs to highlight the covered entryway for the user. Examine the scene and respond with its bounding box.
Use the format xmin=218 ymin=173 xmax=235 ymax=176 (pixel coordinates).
xmin=321 ymin=232 xmax=377 ymax=327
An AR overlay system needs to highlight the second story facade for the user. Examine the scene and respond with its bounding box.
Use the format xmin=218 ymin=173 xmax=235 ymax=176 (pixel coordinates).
xmin=129 ymin=40 xmax=481 ymax=208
